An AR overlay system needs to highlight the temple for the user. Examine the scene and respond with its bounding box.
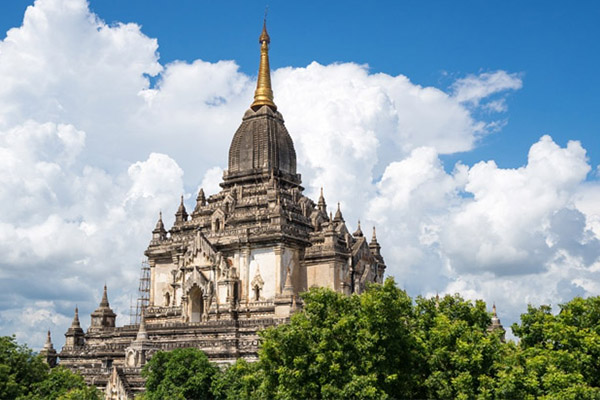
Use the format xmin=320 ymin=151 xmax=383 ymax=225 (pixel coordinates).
xmin=49 ymin=22 xmax=386 ymax=399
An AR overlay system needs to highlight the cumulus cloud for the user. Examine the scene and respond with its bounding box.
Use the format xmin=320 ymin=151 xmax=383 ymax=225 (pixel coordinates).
xmin=367 ymin=136 xmax=600 ymax=334
xmin=0 ymin=120 xmax=183 ymax=347
xmin=0 ymin=0 xmax=597 ymax=351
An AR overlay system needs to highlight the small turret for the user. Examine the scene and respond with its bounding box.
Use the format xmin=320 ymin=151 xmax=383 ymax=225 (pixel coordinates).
xmin=194 ymin=188 xmax=207 ymax=213
xmin=353 ymin=220 xmax=364 ymax=237
xmin=136 ymin=308 xmax=148 ymax=342
xmin=64 ymin=307 xmax=85 ymax=348
xmin=152 ymin=212 xmax=167 ymax=241
xmin=369 ymin=226 xmax=381 ymax=256
xmin=124 ymin=308 xmax=153 ymax=368
xmin=39 ymin=330 xmax=57 ymax=367
xmin=174 ymin=195 xmax=188 ymax=225
xmin=488 ymin=303 xmax=506 ymax=342
xmin=89 ymin=285 xmax=117 ymax=331
xmin=317 ymin=187 xmax=327 ymax=214
xmin=333 ymin=203 xmax=344 ymax=223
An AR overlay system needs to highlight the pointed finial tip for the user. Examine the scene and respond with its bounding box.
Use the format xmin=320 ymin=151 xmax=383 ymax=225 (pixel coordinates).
xmin=259 ymin=16 xmax=270 ymax=44
xmin=251 ymin=16 xmax=276 ymax=110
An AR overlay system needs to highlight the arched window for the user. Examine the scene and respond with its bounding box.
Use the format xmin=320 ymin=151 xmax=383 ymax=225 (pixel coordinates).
xmin=164 ymin=292 xmax=170 ymax=307
xmin=215 ymin=219 xmax=221 ymax=232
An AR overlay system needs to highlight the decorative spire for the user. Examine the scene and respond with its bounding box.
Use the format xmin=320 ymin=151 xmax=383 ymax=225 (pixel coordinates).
xmin=90 ymin=286 xmax=116 ymax=331
xmin=152 ymin=212 xmax=167 ymax=241
xmin=175 ymin=195 xmax=188 ymax=225
xmin=353 ymin=220 xmax=364 ymax=237
xmin=154 ymin=212 xmax=165 ymax=231
xmin=40 ymin=330 xmax=57 ymax=367
xmin=72 ymin=306 xmax=81 ymax=328
xmin=250 ymin=20 xmax=277 ymax=111
xmin=136 ymin=307 xmax=148 ymax=341
xmin=334 ymin=202 xmax=344 ymax=222
xmin=371 ymin=226 xmax=379 ymax=244
xmin=317 ymin=187 xmax=327 ymax=213
xmin=99 ymin=284 xmax=109 ymax=307
xmin=369 ymin=226 xmax=381 ymax=257
xmin=194 ymin=188 xmax=206 ymax=212
xmin=488 ymin=303 xmax=505 ymax=342
xmin=65 ymin=306 xmax=84 ymax=348
xmin=44 ymin=330 xmax=54 ymax=350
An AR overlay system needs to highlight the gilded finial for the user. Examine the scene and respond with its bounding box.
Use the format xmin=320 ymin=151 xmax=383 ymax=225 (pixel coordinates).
xmin=251 ymin=17 xmax=277 ymax=111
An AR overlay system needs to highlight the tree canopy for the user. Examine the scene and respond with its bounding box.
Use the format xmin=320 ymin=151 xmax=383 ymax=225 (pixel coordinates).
xmin=6 ymin=279 xmax=600 ymax=399
xmin=0 ymin=335 xmax=100 ymax=400
xmin=140 ymin=347 xmax=220 ymax=400
xmin=138 ymin=280 xmax=600 ymax=399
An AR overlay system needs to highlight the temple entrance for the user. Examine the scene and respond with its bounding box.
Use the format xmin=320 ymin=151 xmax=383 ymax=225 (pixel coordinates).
xmin=189 ymin=286 xmax=203 ymax=322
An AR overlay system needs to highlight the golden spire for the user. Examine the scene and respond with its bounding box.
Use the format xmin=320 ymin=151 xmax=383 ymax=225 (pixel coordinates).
xmin=251 ymin=20 xmax=277 ymax=111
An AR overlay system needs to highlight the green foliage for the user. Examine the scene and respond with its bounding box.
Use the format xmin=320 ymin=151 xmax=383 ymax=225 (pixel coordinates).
xmin=0 ymin=336 xmax=99 ymax=400
xmin=0 ymin=335 xmax=48 ymax=399
xmin=256 ymin=278 xmax=415 ymax=399
xmin=7 ymin=286 xmax=600 ymax=400
xmin=412 ymin=294 xmax=503 ymax=400
xmin=141 ymin=347 xmax=219 ymax=400
xmin=27 ymin=366 xmax=102 ymax=400
xmin=210 ymin=358 xmax=262 ymax=400
xmin=502 ymin=297 xmax=600 ymax=399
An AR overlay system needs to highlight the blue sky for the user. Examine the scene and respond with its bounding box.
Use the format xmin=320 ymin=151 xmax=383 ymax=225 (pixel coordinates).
xmin=0 ymin=0 xmax=599 ymax=348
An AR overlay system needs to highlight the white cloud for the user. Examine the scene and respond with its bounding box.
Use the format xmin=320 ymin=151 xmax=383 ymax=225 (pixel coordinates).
xmin=200 ymin=167 xmax=224 ymax=197
xmin=367 ymin=135 xmax=600 ymax=334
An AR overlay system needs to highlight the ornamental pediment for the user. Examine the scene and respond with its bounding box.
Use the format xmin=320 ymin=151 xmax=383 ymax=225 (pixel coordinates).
xmin=181 ymin=231 xmax=217 ymax=268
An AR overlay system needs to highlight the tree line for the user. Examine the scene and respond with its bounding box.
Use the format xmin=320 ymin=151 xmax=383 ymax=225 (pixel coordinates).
xmin=2 ymin=278 xmax=600 ymax=399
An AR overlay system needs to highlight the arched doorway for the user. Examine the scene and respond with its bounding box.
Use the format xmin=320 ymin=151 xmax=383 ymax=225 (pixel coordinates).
xmin=189 ymin=286 xmax=203 ymax=322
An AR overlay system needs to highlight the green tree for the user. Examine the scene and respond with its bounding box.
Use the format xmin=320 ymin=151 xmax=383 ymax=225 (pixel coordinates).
xmin=0 ymin=335 xmax=48 ymax=399
xmin=257 ymin=278 xmax=415 ymax=399
xmin=141 ymin=347 xmax=220 ymax=400
xmin=412 ymin=294 xmax=504 ymax=400
xmin=500 ymin=297 xmax=600 ymax=399
xmin=211 ymin=358 xmax=262 ymax=400
xmin=27 ymin=366 xmax=101 ymax=400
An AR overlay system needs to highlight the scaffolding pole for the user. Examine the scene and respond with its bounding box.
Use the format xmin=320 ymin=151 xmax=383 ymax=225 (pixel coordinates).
xmin=130 ymin=259 xmax=150 ymax=325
